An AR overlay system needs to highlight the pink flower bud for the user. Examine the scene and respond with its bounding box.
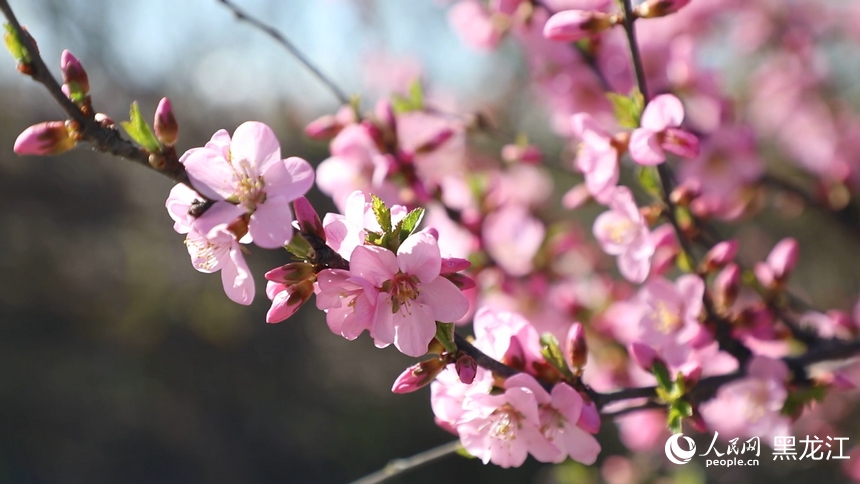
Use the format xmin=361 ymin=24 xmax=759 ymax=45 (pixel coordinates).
xmin=391 ymin=358 xmax=446 ymax=394
xmin=94 ymin=112 xmax=115 ymax=128
xmin=443 ymin=273 xmax=476 ymax=291
xmin=577 ymin=399 xmax=601 ymax=434
xmin=265 ymin=262 xmax=315 ymax=284
xmin=14 ymin=121 xmax=76 ymax=155
xmin=767 ymin=238 xmax=799 ymax=281
xmin=60 ymin=49 xmax=89 ymax=95
xmin=636 ymin=0 xmax=692 ymax=19
xmin=265 ymin=279 xmax=315 ymax=323
xmin=714 ymin=263 xmax=741 ymax=310
xmin=562 ymin=183 xmax=591 ymax=210
xmin=628 ymin=342 xmax=659 ymax=371
xmin=702 ymin=240 xmax=739 ymax=272
xmin=501 ymin=143 xmax=543 ymax=164
xmin=440 ymin=257 xmax=471 ymax=274
xmin=154 ymin=97 xmax=178 ymax=146
xmin=543 ymin=10 xmax=614 ymax=42
xmin=304 ymin=114 xmax=341 ymax=140
xmin=566 ymin=322 xmax=588 ymax=370
xmin=688 ymin=409 xmax=707 ymax=433
xmin=678 ymin=361 xmax=702 ymax=389
xmin=374 ymin=98 xmax=396 ymax=130
xmin=292 ymin=196 xmax=325 ymax=239
xmin=455 ymin=355 xmax=477 ymax=384
xmin=416 ymin=128 xmax=455 ymax=154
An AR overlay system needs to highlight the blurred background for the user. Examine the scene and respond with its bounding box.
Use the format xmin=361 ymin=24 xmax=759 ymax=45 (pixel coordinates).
xmin=0 ymin=0 xmax=859 ymax=483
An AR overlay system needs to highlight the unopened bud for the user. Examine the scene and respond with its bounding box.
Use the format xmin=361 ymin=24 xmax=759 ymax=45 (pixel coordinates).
xmin=265 ymin=262 xmax=315 ymax=284
xmin=94 ymin=112 xmax=115 ymax=128
xmin=455 ymin=355 xmax=477 ymax=384
xmin=304 ymin=114 xmax=341 ymax=140
xmin=714 ymin=263 xmax=741 ymax=310
xmin=60 ymin=50 xmax=89 ymax=97
xmin=154 ymin=97 xmax=178 ymax=146
xmin=543 ymin=10 xmax=616 ymax=42
xmin=416 ymin=128 xmax=455 ymax=154
xmin=266 ymin=279 xmax=315 ymax=323
xmin=678 ymin=362 xmax=702 ymax=389
xmin=440 ymin=257 xmax=471 ymax=274
xmin=636 ymin=0 xmax=692 ymax=19
xmin=767 ymin=237 xmax=799 ymax=282
xmin=292 ymin=196 xmax=325 ymax=239
xmin=577 ymin=399 xmax=601 ymax=434
xmin=566 ymin=322 xmax=588 ymax=370
xmin=501 ymin=143 xmax=542 ymax=164
xmin=628 ymin=342 xmax=660 ymax=371
xmin=374 ymin=98 xmax=396 ymax=131
xmin=391 ymin=358 xmax=446 ymax=394
xmin=443 ymin=273 xmax=476 ymax=291
xmin=688 ymin=408 xmax=707 ymax=433
xmin=701 ymin=240 xmax=738 ymax=272
xmin=13 ymin=121 xmax=76 ymax=155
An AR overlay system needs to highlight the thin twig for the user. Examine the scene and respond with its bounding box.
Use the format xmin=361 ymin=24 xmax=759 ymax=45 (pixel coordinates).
xmin=349 ymin=440 xmax=462 ymax=484
xmin=0 ymin=0 xmax=194 ymax=188
xmin=216 ymin=0 xmax=350 ymax=106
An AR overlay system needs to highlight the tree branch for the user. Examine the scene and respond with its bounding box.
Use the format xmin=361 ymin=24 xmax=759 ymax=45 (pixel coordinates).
xmin=348 ymin=440 xmax=462 ymax=484
xmin=216 ymin=0 xmax=350 ymax=106
xmin=0 ymin=0 xmax=194 ymax=188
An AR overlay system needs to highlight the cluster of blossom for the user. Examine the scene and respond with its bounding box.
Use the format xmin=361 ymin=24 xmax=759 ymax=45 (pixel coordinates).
xmin=8 ymin=0 xmax=860 ymax=479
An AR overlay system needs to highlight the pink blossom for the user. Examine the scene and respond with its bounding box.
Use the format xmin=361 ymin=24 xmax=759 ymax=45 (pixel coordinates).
xmin=322 ymin=190 xmax=408 ymax=261
xmin=316 ymin=124 xmax=399 ymax=210
xmin=351 ymin=231 xmax=470 ymax=357
xmin=472 ymin=307 xmax=544 ymax=369
xmin=315 ymin=269 xmax=378 ymax=340
xmin=482 ymin=204 xmax=546 ymax=277
xmin=458 ymin=383 xmax=557 ymax=467
xmin=431 ymin=366 xmax=494 ymax=434
xmin=593 ymin=187 xmax=655 ymax=283
xmin=184 ymin=226 xmax=254 ymax=305
xmin=506 ymin=374 xmax=601 ymax=464
xmin=629 ymin=94 xmax=700 ymax=165
xmin=570 ymin=113 xmax=619 ymax=203
xmin=754 ymin=237 xmax=800 ymax=288
xmin=635 ymin=275 xmax=706 ymax=366
xmin=180 ymin=122 xmax=314 ymax=249
xmin=700 ymin=356 xmax=792 ymax=442
xmin=543 ymin=10 xmax=614 ymax=42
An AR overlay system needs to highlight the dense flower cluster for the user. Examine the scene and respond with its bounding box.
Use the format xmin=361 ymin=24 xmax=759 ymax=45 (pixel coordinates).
xmin=8 ymin=0 xmax=860 ymax=479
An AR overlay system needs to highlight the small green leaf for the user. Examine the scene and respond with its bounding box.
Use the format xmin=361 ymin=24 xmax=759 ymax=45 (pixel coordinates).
xmin=371 ymin=194 xmax=392 ymax=233
xmin=364 ymin=230 xmax=384 ymax=247
xmin=637 ymin=165 xmax=662 ymax=198
xmin=653 ymin=360 xmax=673 ymax=392
xmin=285 ymin=232 xmax=315 ymax=260
xmin=391 ymin=78 xmax=425 ymax=114
xmin=606 ymin=87 xmax=644 ymax=129
xmin=435 ymin=322 xmax=457 ymax=354
xmin=396 ymin=208 xmax=425 ymax=241
xmin=676 ymin=251 xmax=694 ymax=273
xmin=120 ymin=102 xmax=161 ymax=152
xmin=540 ymin=333 xmax=575 ymax=380
xmin=3 ymin=23 xmax=30 ymax=64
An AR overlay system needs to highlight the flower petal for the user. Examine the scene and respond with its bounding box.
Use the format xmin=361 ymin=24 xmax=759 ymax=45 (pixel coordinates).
xmin=397 ymin=231 xmax=442 ymax=282
xmin=641 ymin=94 xmax=684 ymax=131
xmin=249 ymin=194 xmax=294 ymax=248
xmin=420 ymin=277 xmax=469 ymax=322
xmin=230 ymin=121 xmax=281 ymax=174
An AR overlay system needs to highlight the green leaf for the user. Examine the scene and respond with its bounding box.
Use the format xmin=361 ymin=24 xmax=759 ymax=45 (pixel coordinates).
xmin=371 ymin=194 xmax=392 ymax=233
xmin=653 ymin=360 xmax=673 ymax=392
xmin=285 ymin=232 xmax=315 ymax=260
xmin=676 ymin=250 xmax=694 ymax=273
xmin=637 ymin=165 xmax=662 ymax=198
xmin=606 ymin=88 xmax=644 ymax=129
xmin=540 ymin=333 xmax=575 ymax=380
xmin=396 ymin=208 xmax=425 ymax=241
xmin=435 ymin=322 xmax=457 ymax=354
xmin=3 ymin=24 xmax=31 ymax=64
xmin=120 ymin=102 xmax=161 ymax=152
xmin=391 ymin=78 xmax=425 ymax=114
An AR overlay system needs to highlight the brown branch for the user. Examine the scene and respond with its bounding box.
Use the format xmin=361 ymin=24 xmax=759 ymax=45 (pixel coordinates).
xmin=216 ymin=0 xmax=350 ymax=106
xmin=0 ymin=0 xmax=194 ymax=188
